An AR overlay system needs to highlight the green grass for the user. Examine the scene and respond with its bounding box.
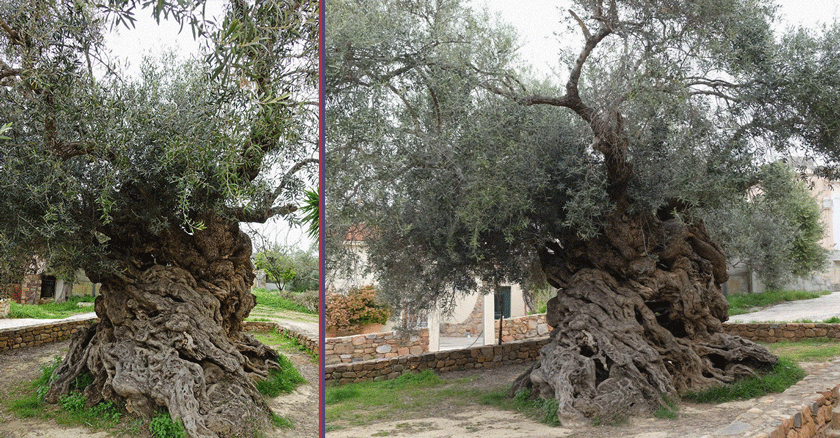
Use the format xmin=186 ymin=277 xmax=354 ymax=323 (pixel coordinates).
xmin=271 ymin=412 xmax=294 ymax=429
xmin=726 ymin=290 xmax=830 ymax=316
xmin=683 ymin=357 xmax=805 ymax=403
xmin=149 ymin=412 xmax=187 ymax=438
xmin=255 ymin=354 xmax=307 ymax=397
xmin=326 ymin=370 xmax=482 ymax=426
xmin=790 ymin=316 xmax=840 ymax=324
xmin=8 ymin=296 xmax=96 ymax=319
xmin=479 ymin=387 xmax=560 ymax=426
xmin=653 ymin=397 xmax=679 ymax=420
xmin=6 ymin=355 xmax=122 ymax=430
xmin=765 ymin=338 xmax=840 ymax=363
xmin=251 ymin=288 xmax=316 ymax=315
xmin=254 ymin=329 xmax=317 ymax=363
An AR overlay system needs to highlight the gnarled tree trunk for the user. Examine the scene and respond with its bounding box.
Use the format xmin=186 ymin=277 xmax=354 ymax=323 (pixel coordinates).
xmin=510 ymin=205 xmax=778 ymax=425
xmin=44 ymin=217 xmax=280 ymax=438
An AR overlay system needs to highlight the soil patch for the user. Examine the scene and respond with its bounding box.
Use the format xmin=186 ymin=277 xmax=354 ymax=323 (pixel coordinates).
xmin=0 ymin=338 xmax=318 ymax=437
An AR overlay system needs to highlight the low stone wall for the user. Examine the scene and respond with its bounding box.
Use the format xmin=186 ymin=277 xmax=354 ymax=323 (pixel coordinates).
xmin=723 ymin=322 xmax=840 ymax=343
xmin=242 ymin=321 xmax=318 ymax=353
xmin=325 ymin=337 xmax=549 ymax=384
xmin=496 ymin=314 xmax=550 ymax=342
xmin=707 ymin=360 xmax=840 ymax=438
xmin=0 ymin=318 xmax=98 ymax=352
xmin=0 ymin=319 xmax=317 ymax=355
xmin=325 ymin=329 xmax=429 ymax=366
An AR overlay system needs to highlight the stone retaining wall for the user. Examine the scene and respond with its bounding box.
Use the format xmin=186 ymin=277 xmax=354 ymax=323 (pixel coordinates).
xmin=325 ymin=337 xmax=549 ymax=384
xmin=707 ymin=359 xmax=840 ymax=438
xmin=1 ymin=319 xmax=317 ymax=355
xmin=325 ymin=329 xmax=429 ymax=366
xmin=0 ymin=319 xmax=98 ymax=352
xmin=242 ymin=321 xmax=318 ymax=353
xmin=722 ymin=322 xmax=840 ymax=343
xmin=496 ymin=314 xmax=550 ymax=342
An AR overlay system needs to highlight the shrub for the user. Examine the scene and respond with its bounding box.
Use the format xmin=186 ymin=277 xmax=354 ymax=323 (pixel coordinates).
xmin=149 ymin=412 xmax=187 ymax=438
xmin=325 ymin=285 xmax=390 ymax=333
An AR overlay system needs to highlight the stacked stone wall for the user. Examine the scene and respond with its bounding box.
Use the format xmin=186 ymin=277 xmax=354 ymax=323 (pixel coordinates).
xmin=19 ymin=274 xmax=41 ymax=304
xmin=242 ymin=321 xmax=318 ymax=353
xmin=0 ymin=319 xmax=97 ymax=352
xmin=440 ymin=297 xmax=483 ymax=337
xmin=325 ymin=337 xmax=548 ymax=384
xmin=325 ymin=329 xmax=429 ymax=365
xmin=722 ymin=322 xmax=840 ymax=343
xmin=495 ymin=314 xmax=550 ymax=342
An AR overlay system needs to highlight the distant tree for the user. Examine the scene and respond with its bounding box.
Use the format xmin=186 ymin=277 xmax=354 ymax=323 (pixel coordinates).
xmin=254 ymin=245 xmax=318 ymax=291
xmin=327 ymin=0 xmax=840 ymax=424
xmin=706 ymin=162 xmax=829 ymax=289
xmin=0 ymin=0 xmax=317 ymax=436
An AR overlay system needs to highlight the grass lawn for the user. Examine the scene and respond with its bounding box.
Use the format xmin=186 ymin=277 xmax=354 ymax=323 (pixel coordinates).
xmin=8 ymin=296 xmax=96 ymax=319
xmin=253 ymin=328 xmax=318 ymax=363
xmin=726 ymin=290 xmax=831 ymax=316
xmin=246 ymin=288 xmax=318 ymax=323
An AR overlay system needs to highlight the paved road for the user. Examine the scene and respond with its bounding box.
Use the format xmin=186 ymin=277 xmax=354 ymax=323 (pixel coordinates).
xmin=728 ymin=290 xmax=840 ymax=323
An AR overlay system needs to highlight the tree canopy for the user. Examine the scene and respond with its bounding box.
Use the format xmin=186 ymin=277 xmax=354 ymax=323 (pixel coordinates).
xmin=326 ymin=0 xmax=840 ymax=313
xmin=1 ymin=0 xmax=317 ymax=282
xmin=1 ymin=0 xmax=317 ymax=436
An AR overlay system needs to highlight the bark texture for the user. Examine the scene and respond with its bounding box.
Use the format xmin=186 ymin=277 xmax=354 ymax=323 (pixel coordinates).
xmin=44 ymin=218 xmax=279 ymax=438
xmin=511 ymin=208 xmax=778 ymax=426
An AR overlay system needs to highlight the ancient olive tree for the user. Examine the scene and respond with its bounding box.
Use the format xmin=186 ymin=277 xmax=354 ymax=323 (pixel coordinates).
xmin=0 ymin=0 xmax=317 ymax=436
xmin=326 ymin=0 xmax=840 ymax=425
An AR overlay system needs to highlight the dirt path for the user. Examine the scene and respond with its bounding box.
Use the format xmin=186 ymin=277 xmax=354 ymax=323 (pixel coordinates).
xmin=0 ymin=339 xmax=318 ymax=438
xmin=326 ymin=361 xmax=827 ymax=438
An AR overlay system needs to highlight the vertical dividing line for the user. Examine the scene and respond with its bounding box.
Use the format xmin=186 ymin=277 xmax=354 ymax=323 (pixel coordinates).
xmin=317 ymin=0 xmax=326 ymax=434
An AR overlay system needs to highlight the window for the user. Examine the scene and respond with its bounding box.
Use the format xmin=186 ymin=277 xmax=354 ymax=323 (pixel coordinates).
xmin=494 ymin=286 xmax=511 ymax=319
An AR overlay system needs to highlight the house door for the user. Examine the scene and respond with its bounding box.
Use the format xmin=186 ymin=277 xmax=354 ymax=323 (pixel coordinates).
xmin=494 ymin=286 xmax=511 ymax=319
xmin=40 ymin=276 xmax=56 ymax=299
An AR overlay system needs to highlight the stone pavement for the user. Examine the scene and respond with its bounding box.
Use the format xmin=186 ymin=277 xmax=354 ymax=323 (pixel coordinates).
xmin=729 ymin=291 xmax=840 ymax=323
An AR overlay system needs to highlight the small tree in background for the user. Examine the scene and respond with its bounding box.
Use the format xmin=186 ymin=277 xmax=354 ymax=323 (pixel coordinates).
xmin=253 ymin=245 xmax=318 ymax=291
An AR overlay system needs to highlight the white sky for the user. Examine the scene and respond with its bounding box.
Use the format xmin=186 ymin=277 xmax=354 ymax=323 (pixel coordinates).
xmin=477 ymin=0 xmax=840 ymax=80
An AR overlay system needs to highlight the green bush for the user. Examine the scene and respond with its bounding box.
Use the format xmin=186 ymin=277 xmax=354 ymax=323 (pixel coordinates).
xmin=149 ymin=412 xmax=187 ymax=438
xmin=59 ymin=392 xmax=86 ymax=412
xmin=326 ymin=285 xmax=390 ymax=333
